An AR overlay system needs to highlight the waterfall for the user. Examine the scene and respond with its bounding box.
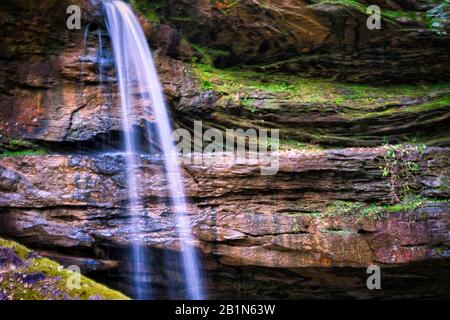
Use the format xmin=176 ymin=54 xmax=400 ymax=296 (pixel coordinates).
xmin=102 ymin=0 xmax=205 ymax=300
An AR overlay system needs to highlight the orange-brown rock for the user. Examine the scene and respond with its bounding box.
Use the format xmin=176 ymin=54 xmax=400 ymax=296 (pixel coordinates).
xmin=0 ymin=0 xmax=193 ymax=146
xmin=0 ymin=148 xmax=448 ymax=261
xmin=0 ymin=147 xmax=449 ymax=298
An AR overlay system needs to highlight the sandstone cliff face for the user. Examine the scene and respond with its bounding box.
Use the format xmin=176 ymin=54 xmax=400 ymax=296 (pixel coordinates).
xmin=0 ymin=0 xmax=116 ymax=144
xmin=0 ymin=148 xmax=449 ymax=297
xmin=0 ymin=0 xmax=192 ymax=146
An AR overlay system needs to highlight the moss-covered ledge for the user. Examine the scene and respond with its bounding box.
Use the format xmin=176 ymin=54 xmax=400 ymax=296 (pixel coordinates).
xmin=176 ymin=63 xmax=450 ymax=147
xmin=0 ymin=238 xmax=129 ymax=300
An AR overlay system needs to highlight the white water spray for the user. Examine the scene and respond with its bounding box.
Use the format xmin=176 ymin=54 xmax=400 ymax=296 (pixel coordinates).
xmin=103 ymin=0 xmax=204 ymax=300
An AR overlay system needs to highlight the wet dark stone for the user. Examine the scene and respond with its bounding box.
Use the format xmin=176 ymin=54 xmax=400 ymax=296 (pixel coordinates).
xmin=23 ymin=272 xmax=46 ymax=284
xmin=0 ymin=247 xmax=23 ymax=268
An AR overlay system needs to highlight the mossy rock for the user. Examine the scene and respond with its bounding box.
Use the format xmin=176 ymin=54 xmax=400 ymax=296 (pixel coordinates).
xmin=0 ymin=238 xmax=129 ymax=300
xmin=323 ymin=196 xmax=450 ymax=221
xmin=189 ymin=63 xmax=450 ymax=147
xmin=0 ymin=138 xmax=48 ymax=157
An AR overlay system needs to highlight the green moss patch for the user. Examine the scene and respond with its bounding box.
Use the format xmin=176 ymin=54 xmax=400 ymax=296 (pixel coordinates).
xmin=323 ymin=197 xmax=450 ymax=221
xmin=0 ymin=139 xmax=48 ymax=157
xmin=0 ymin=238 xmax=30 ymax=260
xmin=191 ymin=44 xmax=231 ymax=66
xmin=130 ymin=0 xmax=166 ymax=23
xmin=192 ymin=63 xmax=450 ymax=109
xmin=0 ymin=150 xmax=47 ymax=157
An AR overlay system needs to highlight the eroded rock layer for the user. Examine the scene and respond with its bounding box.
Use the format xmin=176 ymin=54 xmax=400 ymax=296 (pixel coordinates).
xmin=0 ymin=148 xmax=449 ymax=298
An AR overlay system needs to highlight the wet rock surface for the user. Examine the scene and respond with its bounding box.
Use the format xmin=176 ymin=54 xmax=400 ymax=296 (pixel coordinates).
xmin=0 ymin=0 xmax=191 ymax=146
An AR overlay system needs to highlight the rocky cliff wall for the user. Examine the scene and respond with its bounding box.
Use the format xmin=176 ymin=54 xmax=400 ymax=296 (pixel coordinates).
xmin=0 ymin=148 xmax=449 ymax=297
xmin=0 ymin=0 xmax=449 ymax=149
xmin=0 ymin=0 xmax=449 ymax=299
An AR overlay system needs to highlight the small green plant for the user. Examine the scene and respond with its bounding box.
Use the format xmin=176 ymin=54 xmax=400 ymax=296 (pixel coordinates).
xmin=380 ymin=144 xmax=424 ymax=203
xmin=439 ymin=175 xmax=449 ymax=192
xmin=324 ymin=201 xmax=364 ymax=216
xmin=279 ymin=139 xmax=324 ymax=151
xmin=241 ymin=97 xmax=257 ymax=112
xmin=324 ymin=228 xmax=355 ymax=236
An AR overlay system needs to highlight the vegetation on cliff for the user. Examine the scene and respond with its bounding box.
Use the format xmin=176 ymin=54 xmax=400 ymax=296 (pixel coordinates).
xmin=324 ymin=196 xmax=450 ymax=221
xmin=0 ymin=139 xmax=48 ymax=157
xmin=192 ymin=63 xmax=450 ymax=107
xmin=189 ymin=62 xmax=450 ymax=148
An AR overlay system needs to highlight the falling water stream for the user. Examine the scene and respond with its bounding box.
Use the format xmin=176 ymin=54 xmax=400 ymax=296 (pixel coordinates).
xmin=102 ymin=0 xmax=204 ymax=300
